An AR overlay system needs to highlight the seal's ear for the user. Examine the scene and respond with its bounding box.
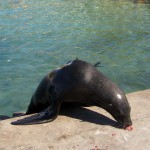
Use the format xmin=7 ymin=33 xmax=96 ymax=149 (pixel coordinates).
xmin=67 ymin=58 xmax=78 ymax=64
xmin=94 ymin=62 xmax=101 ymax=67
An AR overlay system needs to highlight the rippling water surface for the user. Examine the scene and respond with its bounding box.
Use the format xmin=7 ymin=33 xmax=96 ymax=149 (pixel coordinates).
xmin=0 ymin=0 xmax=150 ymax=115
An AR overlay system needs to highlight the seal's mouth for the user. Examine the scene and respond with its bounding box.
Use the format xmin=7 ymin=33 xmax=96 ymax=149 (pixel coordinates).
xmin=118 ymin=122 xmax=133 ymax=131
xmin=124 ymin=125 xmax=133 ymax=131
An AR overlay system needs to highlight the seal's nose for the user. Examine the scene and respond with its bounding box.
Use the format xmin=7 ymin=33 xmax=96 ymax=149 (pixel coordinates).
xmin=124 ymin=125 xmax=133 ymax=131
xmin=122 ymin=119 xmax=132 ymax=129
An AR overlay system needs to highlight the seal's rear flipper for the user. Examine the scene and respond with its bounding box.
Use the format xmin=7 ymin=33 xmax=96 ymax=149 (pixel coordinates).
xmin=0 ymin=115 xmax=11 ymax=121
xmin=11 ymin=109 xmax=57 ymax=125
xmin=13 ymin=112 xmax=25 ymax=117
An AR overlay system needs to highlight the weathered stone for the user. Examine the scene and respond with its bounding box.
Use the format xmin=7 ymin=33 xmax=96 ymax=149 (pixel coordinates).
xmin=0 ymin=89 xmax=150 ymax=150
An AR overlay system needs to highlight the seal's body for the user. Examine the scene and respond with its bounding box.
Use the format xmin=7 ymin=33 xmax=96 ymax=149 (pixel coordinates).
xmin=12 ymin=59 xmax=132 ymax=129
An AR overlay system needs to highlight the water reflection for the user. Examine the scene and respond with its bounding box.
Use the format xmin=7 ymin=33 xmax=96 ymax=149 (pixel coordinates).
xmin=132 ymin=0 xmax=150 ymax=4
xmin=0 ymin=0 xmax=150 ymax=116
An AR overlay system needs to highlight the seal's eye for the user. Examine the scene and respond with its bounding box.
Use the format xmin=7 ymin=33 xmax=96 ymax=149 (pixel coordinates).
xmin=117 ymin=114 xmax=125 ymax=123
xmin=109 ymin=103 xmax=113 ymax=106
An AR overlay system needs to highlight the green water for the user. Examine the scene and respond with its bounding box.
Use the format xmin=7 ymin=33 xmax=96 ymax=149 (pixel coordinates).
xmin=0 ymin=0 xmax=150 ymax=116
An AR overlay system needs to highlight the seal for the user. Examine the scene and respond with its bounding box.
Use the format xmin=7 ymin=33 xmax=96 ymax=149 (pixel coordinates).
xmin=11 ymin=59 xmax=132 ymax=130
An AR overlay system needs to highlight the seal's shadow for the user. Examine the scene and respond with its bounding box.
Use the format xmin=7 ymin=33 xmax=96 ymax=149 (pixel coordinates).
xmin=60 ymin=107 xmax=118 ymax=128
xmin=0 ymin=107 xmax=118 ymax=128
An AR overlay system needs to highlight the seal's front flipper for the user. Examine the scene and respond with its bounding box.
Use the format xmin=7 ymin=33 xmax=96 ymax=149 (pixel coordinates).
xmin=11 ymin=108 xmax=58 ymax=125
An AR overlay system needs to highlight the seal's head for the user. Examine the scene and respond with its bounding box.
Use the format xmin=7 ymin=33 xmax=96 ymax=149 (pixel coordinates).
xmin=105 ymin=93 xmax=133 ymax=130
xmin=113 ymin=107 xmax=132 ymax=129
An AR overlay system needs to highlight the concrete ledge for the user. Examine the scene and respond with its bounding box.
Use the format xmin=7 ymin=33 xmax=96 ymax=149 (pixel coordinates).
xmin=0 ymin=89 xmax=150 ymax=150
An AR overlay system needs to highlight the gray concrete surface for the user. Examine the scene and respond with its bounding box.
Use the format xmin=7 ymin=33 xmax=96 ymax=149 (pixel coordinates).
xmin=0 ymin=89 xmax=150 ymax=150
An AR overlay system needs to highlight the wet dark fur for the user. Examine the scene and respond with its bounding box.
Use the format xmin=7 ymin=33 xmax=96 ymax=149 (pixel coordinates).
xmin=11 ymin=59 xmax=132 ymax=128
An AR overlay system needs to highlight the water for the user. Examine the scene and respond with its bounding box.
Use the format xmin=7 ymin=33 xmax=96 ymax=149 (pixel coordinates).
xmin=0 ymin=0 xmax=150 ymax=116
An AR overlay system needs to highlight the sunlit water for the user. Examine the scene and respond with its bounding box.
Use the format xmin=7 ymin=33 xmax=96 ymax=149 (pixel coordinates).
xmin=0 ymin=0 xmax=150 ymax=116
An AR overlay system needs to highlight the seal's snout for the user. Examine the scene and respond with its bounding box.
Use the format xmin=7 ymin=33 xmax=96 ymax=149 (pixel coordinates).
xmin=124 ymin=125 xmax=133 ymax=131
xmin=118 ymin=120 xmax=133 ymax=131
xmin=115 ymin=114 xmax=132 ymax=130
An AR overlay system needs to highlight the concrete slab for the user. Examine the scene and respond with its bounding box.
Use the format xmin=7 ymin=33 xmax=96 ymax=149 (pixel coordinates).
xmin=0 ymin=89 xmax=150 ymax=150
